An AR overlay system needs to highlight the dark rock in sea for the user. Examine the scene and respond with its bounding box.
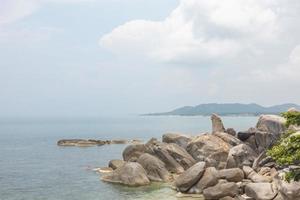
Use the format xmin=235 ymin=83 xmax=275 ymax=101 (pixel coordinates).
xmin=226 ymin=128 xmax=237 ymax=136
xmin=101 ymin=162 xmax=150 ymax=187
xmin=175 ymin=162 xmax=206 ymax=192
xmin=137 ymin=153 xmax=170 ymax=182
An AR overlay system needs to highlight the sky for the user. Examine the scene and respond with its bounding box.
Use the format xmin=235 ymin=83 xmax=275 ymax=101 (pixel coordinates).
xmin=0 ymin=0 xmax=300 ymax=118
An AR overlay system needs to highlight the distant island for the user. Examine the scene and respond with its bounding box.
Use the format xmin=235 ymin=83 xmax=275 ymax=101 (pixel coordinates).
xmin=145 ymin=103 xmax=300 ymax=116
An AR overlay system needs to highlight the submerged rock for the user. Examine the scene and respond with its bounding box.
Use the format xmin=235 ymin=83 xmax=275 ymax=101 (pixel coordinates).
xmin=101 ymin=162 xmax=150 ymax=186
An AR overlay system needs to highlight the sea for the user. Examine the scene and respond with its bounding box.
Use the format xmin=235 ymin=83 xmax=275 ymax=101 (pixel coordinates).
xmin=0 ymin=115 xmax=258 ymax=200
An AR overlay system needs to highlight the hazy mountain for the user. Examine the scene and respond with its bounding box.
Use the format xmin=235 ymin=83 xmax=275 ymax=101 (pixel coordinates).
xmin=146 ymin=103 xmax=300 ymax=116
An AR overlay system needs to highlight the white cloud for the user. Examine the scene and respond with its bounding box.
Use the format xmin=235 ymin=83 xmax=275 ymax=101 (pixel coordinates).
xmin=99 ymin=0 xmax=295 ymax=64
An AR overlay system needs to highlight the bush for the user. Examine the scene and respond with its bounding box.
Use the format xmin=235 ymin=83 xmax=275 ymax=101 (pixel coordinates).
xmin=281 ymin=111 xmax=300 ymax=128
xmin=267 ymin=111 xmax=300 ymax=182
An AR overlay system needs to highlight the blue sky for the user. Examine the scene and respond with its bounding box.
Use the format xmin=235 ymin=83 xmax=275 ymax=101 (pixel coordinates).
xmin=1 ymin=0 xmax=300 ymax=117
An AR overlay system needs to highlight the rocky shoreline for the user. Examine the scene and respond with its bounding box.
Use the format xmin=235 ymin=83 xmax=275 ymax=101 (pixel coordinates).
xmin=98 ymin=110 xmax=300 ymax=200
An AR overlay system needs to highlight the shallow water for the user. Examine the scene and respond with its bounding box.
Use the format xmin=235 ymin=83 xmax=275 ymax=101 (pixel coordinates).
xmin=0 ymin=116 xmax=257 ymax=200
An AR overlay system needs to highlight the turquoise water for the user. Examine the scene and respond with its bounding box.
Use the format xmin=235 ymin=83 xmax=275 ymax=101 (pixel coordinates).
xmin=0 ymin=116 xmax=258 ymax=200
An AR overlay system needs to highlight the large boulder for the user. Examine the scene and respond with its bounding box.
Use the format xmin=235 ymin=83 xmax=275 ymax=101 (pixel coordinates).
xmin=256 ymin=115 xmax=286 ymax=137
xmin=255 ymin=130 xmax=277 ymax=153
xmin=162 ymin=133 xmax=192 ymax=149
xmin=137 ymin=153 xmax=170 ymax=182
xmin=190 ymin=167 xmax=219 ymax=194
xmin=277 ymin=178 xmax=300 ymax=200
xmin=175 ymin=162 xmax=206 ymax=192
xmin=108 ymin=159 xmax=125 ymax=170
xmin=187 ymin=134 xmax=231 ymax=169
xmin=245 ymin=183 xmax=277 ymax=200
xmin=122 ymin=144 xmax=146 ymax=161
xmin=243 ymin=166 xmax=272 ymax=183
xmin=203 ymin=181 xmax=239 ymax=200
xmin=145 ymin=138 xmax=195 ymax=173
xmin=213 ymin=131 xmax=242 ymax=146
xmin=226 ymin=144 xmax=258 ymax=169
xmin=211 ymin=114 xmax=226 ymax=133
xmin=165 ymin=143 xmax=196 ymax=169
xmin=218 ymin=168 xmax=244 ymax=182
xmin=101 ymin=162 xmax=150 ymax=186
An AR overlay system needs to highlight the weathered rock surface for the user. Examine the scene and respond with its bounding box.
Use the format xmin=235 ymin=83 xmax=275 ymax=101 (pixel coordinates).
xmin=191 ymin=167 xmax=219 ymax=194
xmin=256 ymin=115 xmax=286 ymax=137
xmin=243 ymin=166 xmax=272 ymax=183
xmin=101 ymin=162 xmax=150 ymax=186
xmin=162 ymin=133 xmax=192 ymax=149
xmin=123 ymin=144 xmax=146 ymax=161
xmin=137 ymin=153 xmax=170 ymax=182
xmin=187 ymin=134 xmax=231 ymax=169
xmin=203 ymin=181 xmax=239 ymax=200
xmin=175 ymin=162 xmax=206 ymax=192
xmin=226 ymin=144 xmax=257 ymax=168
xmin=145 ymin=138 xmax=195 ymax=173
xmin=211 ymin=113 xmax=226 ymax=133
xmin=218 ymin=168 xmax=244 ymax=182
xmin=108 ymin=159 xmax=125 ymax=170
xmin=213 ymin=131 xmax=242 ymax=146
xmin=277 ymin=178 xmax=300 ymax=200
xmin=245 ymin=183 xmax=277 ymax=200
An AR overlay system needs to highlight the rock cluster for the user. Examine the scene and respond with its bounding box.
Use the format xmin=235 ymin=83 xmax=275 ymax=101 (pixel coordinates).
xmin=99 ymin=113 xmax=299 ymax=200
xmin=57 ymin=139 xmax=142 ymax=147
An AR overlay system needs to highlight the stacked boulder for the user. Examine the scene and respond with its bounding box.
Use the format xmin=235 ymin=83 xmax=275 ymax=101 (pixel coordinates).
xmin=100 ymin=112 xmax=300 ymax=200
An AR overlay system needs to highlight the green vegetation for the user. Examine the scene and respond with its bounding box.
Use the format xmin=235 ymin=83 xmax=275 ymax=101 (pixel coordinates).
xmin=281 ymin=111 xmax=300 ymax=127
xmin=267 ymin=111 xmax=300 ymax=182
